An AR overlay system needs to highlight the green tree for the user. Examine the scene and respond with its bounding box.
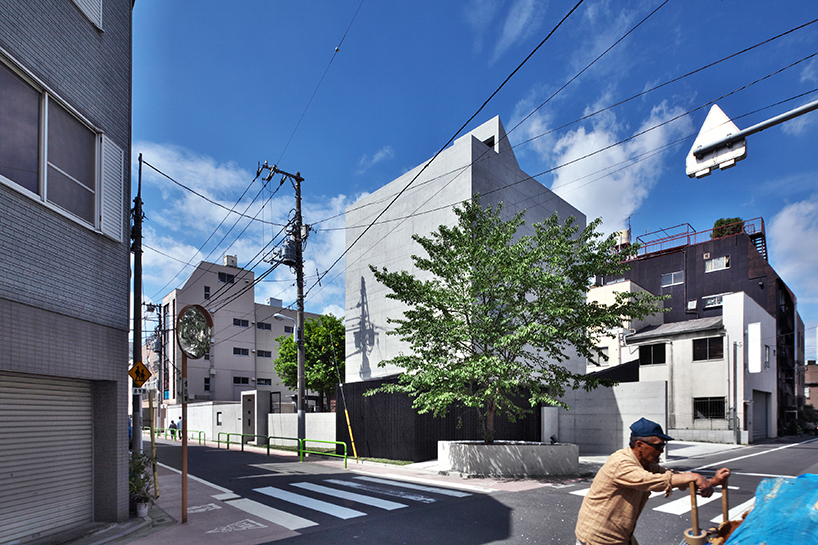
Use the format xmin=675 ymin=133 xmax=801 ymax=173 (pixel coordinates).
xmin=711 ymin=217 xmax=743 ymax=239
xmin=274 ymin=314 xmax=345 ymax=411
xmin=366 ymin=198 xmax=665 ymax=444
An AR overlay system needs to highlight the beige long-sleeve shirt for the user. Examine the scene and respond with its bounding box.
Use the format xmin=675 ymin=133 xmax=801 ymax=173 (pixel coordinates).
xmin=575 ymin=447 xmax=674 ymax=545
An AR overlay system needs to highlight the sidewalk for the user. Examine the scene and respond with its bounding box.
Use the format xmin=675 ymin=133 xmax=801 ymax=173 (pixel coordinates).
xmin=60 ymin=439 xmax=749 ymax=545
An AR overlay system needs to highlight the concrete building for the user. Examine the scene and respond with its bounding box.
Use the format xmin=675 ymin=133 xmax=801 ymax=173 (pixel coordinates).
xmin=156 ymin=257 xmax=323 ymax=421
xmin=345 ymin=116 xmax=584 ymax=383
xmin=342 ymin=117 xmax=585 ymax=460
xmin=0 ymin=0 xmax=133 ymax=541
xmin=806 ymin=360 xmax=818 ymax=408
xmin=585 ymin=218 xmax=803 ymax=443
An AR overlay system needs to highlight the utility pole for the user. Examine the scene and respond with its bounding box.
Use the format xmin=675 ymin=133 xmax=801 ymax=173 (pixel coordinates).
xmin=131 ymin=154 xmax=144 ymax=452
xmin=260 ymin=162 xmax=307 ymax=441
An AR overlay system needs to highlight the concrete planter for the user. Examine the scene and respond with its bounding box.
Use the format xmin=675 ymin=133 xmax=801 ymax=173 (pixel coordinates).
xmin=438 ymin=440 xmax=579 ymax=477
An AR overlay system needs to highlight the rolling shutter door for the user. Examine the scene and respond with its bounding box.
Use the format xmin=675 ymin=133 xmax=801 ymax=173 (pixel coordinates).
xmin=0 ymin=372 xmax=93 ymax=544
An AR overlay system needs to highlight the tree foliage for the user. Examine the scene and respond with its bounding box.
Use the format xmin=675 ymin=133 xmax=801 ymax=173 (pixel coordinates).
xmin=274 ymin=314 xmax=345 ymax=411
xmin=366 ymin=198 xmax=665 ymax=443
xmin=711 ymin=217 xmax=744 ymax=239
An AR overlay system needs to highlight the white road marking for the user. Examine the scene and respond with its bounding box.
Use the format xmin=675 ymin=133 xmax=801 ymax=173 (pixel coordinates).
xmin=710 ymin=497 xmax=755 ymax=523
xmin=692 ymin=438 xmax=818 ymax=471
xmin=254 ymin=486 xmax=366 ymax=519
xmin=653 ymin=493 xmax=720 ymax=515
xmin=354 ymin=476 xmax=472 ymax=497
xmin=291 ymin=482 xmax=407 ymax=510
xmin=570 ymin=488 xmax=590 ymax=497
xmin=325 ymin=478 xmax=437 ymax=503
xmin=224 ymin=498 xmax=317 ymax=530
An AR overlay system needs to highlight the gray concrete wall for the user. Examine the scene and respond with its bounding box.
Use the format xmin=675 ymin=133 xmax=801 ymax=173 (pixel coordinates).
xmin=556 ymin=381 xmax=668 ymax=455
xmin=268 ymin=413 xmax=337 ymax=446
xmin=344 ymin=116 xmax=584 ymax=384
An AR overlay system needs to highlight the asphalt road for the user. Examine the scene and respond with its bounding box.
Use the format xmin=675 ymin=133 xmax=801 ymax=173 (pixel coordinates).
xmin=153 ymin=436 xmax=818 ymax=545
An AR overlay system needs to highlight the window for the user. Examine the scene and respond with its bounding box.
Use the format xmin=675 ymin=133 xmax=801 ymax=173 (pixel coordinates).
xmin=639 ymin=343 xmax=666 ymax=365
xmin=203 ymin=377 xmax=210 ymax=391
xmin=705 ymin=255 xmax=730 ymax=272
xmin=693 ymin=337 xmax=724 ymax=361
xmin=233 ymin=318 xmax=249 ymax=327
xmin=258 ymin=350 xmax=272 ymax=358
xmin=588 ymin=346 xmax=609 ymax=366
xmin=0 ymin=59 xmax=124 ymax=239
xmin=233 ymin=376 xmax=249 ymax=385
xmin=257 ymin=322 xmax=272 ymax=330
xmin=661 ymin=271 xmax=684 ymax=287
xmin=216 ymin=412 xmax=223 ymax=426
xmin=218 ymin=272 xmax=235 ymax=283
xmin=693 ymin=397 xmax=726 ymax=419
xmin=257 ymin=378 xmax=272 ymax=386
xmin=703 ymin=295 xmax=723 ymax=309
xmin=284 ymin=326 xmax=294 ymax=334
xmin=765 ymin=345 xmax=770 ymax=369
xmin=204 ymin=286 xmax=210 ymax=299
xmin=204 ymin=349 xmax=210 ymax=361
xmin=233 ymin=347 xmax=249 ymax=356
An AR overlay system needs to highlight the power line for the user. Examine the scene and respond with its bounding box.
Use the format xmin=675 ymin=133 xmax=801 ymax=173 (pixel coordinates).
xmin=305 ymin=0 xmax=587 ymax=299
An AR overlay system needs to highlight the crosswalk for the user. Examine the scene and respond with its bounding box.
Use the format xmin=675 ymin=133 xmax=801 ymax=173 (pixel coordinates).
xmin=219 ymin=475 xmax=473 ymax=531
xmin=569 ymin=486 xmax=754 ymax=523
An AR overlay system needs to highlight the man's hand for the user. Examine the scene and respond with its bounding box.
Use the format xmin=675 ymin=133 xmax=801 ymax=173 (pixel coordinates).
xmin=711 ymin=468 xmax=731 ymax=487
xmin=694 ymin=473 xmax=715 ymax=497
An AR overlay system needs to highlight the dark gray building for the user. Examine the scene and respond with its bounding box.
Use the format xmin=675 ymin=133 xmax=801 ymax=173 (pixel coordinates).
xmin=603 ymin=218 xmax=805 ymax=435
xmin=0 ymin=0 xmax=133 ymax=541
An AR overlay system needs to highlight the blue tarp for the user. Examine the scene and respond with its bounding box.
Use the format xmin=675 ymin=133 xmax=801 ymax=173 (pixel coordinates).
xmin=726 ymin=474 xmax=818 ymax=544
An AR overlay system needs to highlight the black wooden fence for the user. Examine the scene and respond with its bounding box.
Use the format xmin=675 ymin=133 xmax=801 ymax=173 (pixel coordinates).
xmin=335 ymin=377 xmax=541 ymax=462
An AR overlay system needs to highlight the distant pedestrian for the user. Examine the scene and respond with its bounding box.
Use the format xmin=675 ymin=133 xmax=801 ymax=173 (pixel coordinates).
xmin=168 ymin=419 xmax=176 ymax=440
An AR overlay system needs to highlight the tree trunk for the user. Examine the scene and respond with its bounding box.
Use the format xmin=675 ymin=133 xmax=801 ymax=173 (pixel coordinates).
xmin=484 ymin=401 xmax=496 ymax=444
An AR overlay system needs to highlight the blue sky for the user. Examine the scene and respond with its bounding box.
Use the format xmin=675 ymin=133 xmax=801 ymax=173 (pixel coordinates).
xmin=132 ymin=0 xmax=818 ymax=359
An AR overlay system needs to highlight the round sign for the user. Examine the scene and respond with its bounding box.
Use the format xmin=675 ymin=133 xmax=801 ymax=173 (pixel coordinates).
xmin=176 ymin=305 xmax=212 ymax=359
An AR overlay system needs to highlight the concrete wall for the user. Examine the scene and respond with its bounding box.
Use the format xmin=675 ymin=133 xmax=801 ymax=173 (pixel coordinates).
xmin=555 ymin=381 xmax=668 ymax=455
xmin=167 ymin=401 xmax=243 ymax=440
xmin=268 ymin=413 xmax=337 ymax=446
xmin=344 ymin=116 xmax=584 ymax=384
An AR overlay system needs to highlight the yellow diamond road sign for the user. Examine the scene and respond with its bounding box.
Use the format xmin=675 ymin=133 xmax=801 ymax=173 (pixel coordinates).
xmin=129 ymin=361 xmax=151 ymax=388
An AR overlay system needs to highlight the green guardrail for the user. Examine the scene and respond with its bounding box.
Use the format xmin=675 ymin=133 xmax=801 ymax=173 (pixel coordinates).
xmin=144 ymin=427 xmax=205 ymax=445
xmin=215 ymin=432 xmax=348 ymax=468
xmin=301 ymin=439 xmax=348 ymax=469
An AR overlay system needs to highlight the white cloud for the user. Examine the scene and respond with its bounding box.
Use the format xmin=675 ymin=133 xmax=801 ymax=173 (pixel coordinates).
xmin=548 ymin=100 xmax=692 ymax=235
xmin=133 ymin=141 xmax=354 ymax=316
xmin=491 ymin=0 xmax=546 ymax=65
xmin=768 ymin=195 xmax=818 ymax=305
xmin=800 ymin=57 xmax=818 ymax=84
xmin=463 ymin=0 xmax=502 ymax=53
xmin=357 ymin=145 xmax=395 ymax=174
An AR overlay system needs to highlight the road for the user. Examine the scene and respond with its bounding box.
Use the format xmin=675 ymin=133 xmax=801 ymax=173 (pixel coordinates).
xmin=152 ymin=436 xmax=818 ymax=544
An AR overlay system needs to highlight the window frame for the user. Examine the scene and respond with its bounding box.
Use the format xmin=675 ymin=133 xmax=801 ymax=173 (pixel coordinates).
xmin=257 ymin=350 xmax=272 ymax=358
xmin=661 ymin=270 xmax=684 ymax=287
xmin=233 ymin=347 xmax=249 ymax=356
xmin=0 ymin=54 xmax=123 ymax=241
xmin=693 ymin=397 xmax=726 ymax=420
xmin=257 ymin=322 xmax=272 ymax=331
xmin=705 ymin=255 xmax=730 ymax=273
xmin=693 ymin=336 xmax=724 ymax=361
xmin=639 ymin=343 xmax=667 ymax=366
xmin=232 ymin=376 xmax=249 ymax=385
xmin=233 ymin=318 xmax=249 ymax=327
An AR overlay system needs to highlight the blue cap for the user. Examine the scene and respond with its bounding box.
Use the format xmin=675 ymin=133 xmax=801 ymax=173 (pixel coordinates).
xmin=630 ymin=418 xmax=674 ymax=441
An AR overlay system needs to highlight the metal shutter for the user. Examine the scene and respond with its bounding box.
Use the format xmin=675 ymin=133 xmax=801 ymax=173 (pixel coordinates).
xmin=0 ymin=372 xmax=93 ymax=544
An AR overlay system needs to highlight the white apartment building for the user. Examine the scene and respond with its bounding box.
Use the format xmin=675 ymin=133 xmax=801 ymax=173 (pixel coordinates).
xmin=155 ymin=256 xmax=321 ymax=420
